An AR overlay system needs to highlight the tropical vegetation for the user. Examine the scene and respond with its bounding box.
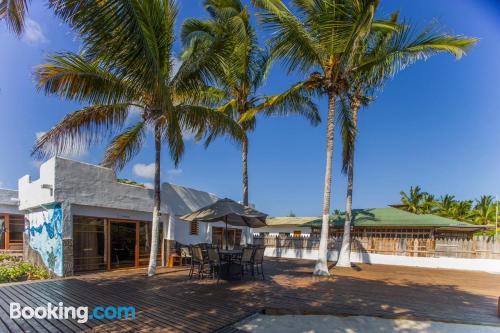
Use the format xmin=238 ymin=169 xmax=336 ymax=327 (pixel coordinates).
xmin=3 ymin=0 xmax=482 ymax=275
xmin=182 ymin=0 xmax=320 ymax=206
xmin=0 ymin=0 xmax=30 ymax=36
xmin=0 ymin=254 xmax=51 ymax=284
xmin=31 ymin=0 xmax=243 ymax=277
xmin=399 ymin=186 xmax=497 ymax=226
xmin=252 ymin=0 xmax=476 ymax=273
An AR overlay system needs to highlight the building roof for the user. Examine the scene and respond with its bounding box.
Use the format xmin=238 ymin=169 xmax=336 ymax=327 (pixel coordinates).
xmin=265 ymin=216 xmax=320 ymax=227
xmin=0 ymin=188 xmax=18 ymax=206
xmin=302 ymin=207 xmax=486 ymax=230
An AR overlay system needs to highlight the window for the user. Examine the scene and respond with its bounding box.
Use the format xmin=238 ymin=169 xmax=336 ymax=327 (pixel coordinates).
xmin=190 ymin=221 xmax=199 ymax=235
xmin=139 ymin=221 xmax=163 ymax=266
xmin=293 ymin=230 xmax=302 ymax=237
xmin=8 ymin=215 xmax=25 ymax=243
xmin=73 ymin=216 xmax=106 ymax=272
xmin=211 ymin=227 xmax=242 ymax=249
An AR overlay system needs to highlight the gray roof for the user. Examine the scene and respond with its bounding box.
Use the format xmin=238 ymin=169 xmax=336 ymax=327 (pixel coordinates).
xmin=0 ymin=188 xmax=18 ymax=206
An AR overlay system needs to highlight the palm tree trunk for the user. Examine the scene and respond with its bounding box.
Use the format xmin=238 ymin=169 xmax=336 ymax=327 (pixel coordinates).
xmin=242 ymin=135 xmax=249 ymax=207
xmin=147 ymin=123 xmax=162 ymax=277
xmin=314 ymin=92 xmax=336 ymax=276
xmin=337 ymin=98 xmax=360 ymax=267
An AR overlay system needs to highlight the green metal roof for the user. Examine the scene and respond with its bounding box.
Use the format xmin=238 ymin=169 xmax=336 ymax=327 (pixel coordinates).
xmin=301 ymin=207 xmax=482 ymax=229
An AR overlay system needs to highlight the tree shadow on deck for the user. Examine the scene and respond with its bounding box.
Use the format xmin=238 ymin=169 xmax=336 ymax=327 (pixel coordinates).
xmin=68 ymin=258 xmax=500 ymax=330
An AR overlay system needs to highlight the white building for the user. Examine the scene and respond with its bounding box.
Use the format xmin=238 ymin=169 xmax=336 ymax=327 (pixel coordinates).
xmin=0 ymin=188 xmax=23 ymax=252
xmin=252 ymin=217 xmax=316 ymax=237
xmin=18 ymin=157 xmax=249 ymax=277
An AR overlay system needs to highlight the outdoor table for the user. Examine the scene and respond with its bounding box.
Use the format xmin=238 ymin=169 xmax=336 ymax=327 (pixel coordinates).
xmin=219 ymin=250 xmax=243 ymax=281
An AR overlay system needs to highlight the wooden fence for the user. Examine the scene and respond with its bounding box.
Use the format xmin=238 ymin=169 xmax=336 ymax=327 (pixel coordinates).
xmin=253 ymin=235 xmax=500 ymax=259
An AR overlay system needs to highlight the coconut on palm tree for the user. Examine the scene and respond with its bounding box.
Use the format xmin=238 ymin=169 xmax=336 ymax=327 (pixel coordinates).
xmin=182 ymin=0 xmax=320 ymax=207
xmin=32 ymin=0 xmax=243 ymax=276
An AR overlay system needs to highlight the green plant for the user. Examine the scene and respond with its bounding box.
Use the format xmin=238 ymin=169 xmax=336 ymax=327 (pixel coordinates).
xmin=0 ymin=261 xmax=50 ymax=284
xmin=182 ymin=0 xmax=319 ymax=206
xmin=117 ymin=178 xmax=146 ymax=188
xmin=0 ymin=253 xmax=14 ymax=261
xmin=32 ymin=0 xmax=243 ymax=277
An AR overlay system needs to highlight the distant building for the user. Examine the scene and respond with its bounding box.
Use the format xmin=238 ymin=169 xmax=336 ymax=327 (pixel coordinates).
xmin=302 ymin=207 xmax=489 ymax=239
xmin=17 ymin=157 xmax=249 ymax=277
xmin=253 ymin=216 xmax=317 ymax=236
xmin=0 ymin=188 xmax=23 ymax=252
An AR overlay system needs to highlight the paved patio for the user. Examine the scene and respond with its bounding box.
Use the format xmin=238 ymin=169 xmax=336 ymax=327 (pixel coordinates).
xmin=0 ymin=258 xmax=499 ymax=332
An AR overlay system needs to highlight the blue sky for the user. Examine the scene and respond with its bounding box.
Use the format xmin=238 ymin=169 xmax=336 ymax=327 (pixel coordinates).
xmin=0 ymin=0 xmax=499 ymax=216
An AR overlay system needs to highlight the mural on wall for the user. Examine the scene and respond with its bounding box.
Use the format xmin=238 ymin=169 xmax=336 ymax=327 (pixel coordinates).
xmin=26 ymin=203 xmax=63 ymax=276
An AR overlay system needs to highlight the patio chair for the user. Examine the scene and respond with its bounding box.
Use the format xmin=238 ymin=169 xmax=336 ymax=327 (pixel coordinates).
xmin=189 ymin=246 xmax=208 ymax=279
xmin=180 ymin=247 xmax=191 ymax=266
xmin=253 ymin=247 xmax=266 ymax=280
xmin=207 ymin=247 xmax=226 ymax=283
xmin=239 ymin=247 xmax=255 ymax=279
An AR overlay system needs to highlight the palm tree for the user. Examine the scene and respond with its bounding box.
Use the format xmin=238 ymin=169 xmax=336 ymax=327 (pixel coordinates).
xmin=473 ymin=195 xmax=495 ymax=225
xmin=182 ymin=0 xmax=320 ymax=207
xmin=32 ymin=0 xmax=243 ymax=276
xmin=436 ymin=194 xmax=457 ymax=218
xmin=252 ymin=0 xmax=397 ymax=276
xmin=334 ymin=12 xmax=476 ymax=266
xmin=400 ymin=186 xmax=427 ymax=214
xmin=0 ymin=0 xmax=30 ymax=36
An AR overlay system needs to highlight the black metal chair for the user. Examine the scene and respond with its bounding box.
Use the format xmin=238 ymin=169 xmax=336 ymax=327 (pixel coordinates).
xmin=253 ymin=247 xmax=266 ymax=279
xmin=207 ymin=247 xmax=226 ymax=283
xmin=189 ymin=246 xmax=208 ymax=279
xmin=239 ymin=247 xmax=255 ymax=279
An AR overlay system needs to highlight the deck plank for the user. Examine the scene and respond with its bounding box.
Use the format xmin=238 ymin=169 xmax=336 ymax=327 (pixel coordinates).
xmin=0 ymin=259 xmax=498 ymax=332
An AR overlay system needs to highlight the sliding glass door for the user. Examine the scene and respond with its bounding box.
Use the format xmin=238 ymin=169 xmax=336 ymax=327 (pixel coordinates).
xmin=110 ymin=221 xmax=137 ymax=269
xmin=73 ymin=217 xmax=106 ymax=272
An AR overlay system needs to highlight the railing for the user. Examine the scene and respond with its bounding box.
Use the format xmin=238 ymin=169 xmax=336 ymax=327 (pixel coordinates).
xmin=253 ymin=235 xmax=500 ymax=259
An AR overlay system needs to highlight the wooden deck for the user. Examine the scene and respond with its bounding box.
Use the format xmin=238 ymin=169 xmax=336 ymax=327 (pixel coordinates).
xmin=0 ymin=258 xmax=499 ymax=332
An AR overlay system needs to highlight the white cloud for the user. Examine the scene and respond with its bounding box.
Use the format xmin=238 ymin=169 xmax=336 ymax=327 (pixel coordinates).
xmin=31 ymin=160 xmax=44 ymax=169
xmin=143 ymin=182 xmax=154 ymax=190
xmin=168 ymin=168 xmax=183 ymax=176
xmin=22 ymin=19 xmax=48 ymax=45
xmin=35 ymin=131 xmax=46 ymax=140
xmin=133 ymin=163 xmax=155 ymax=179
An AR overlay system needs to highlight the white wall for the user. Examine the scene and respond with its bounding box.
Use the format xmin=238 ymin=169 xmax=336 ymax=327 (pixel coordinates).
xmin=18 ymin=158 xmax=56 ymax=210
xmin=263 ymin=247 xmax=500 ymax=273
xmin=18 ymin=157 xmax=244 ymax=245
xmin=253 ymin=225 xmax=311 ymax=236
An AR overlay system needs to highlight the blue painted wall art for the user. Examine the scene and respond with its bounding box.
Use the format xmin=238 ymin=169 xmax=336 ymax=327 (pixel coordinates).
xmin=26 ymin=203 xmax=63 ymax=276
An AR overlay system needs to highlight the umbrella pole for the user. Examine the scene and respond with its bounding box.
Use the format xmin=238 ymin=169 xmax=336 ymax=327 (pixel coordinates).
xmin=225 ymin=216 xmax=229 ymax=250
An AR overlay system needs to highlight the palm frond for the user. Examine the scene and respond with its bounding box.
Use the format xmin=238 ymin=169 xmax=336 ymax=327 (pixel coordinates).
xmin=175 ymin=104 xmax=245 ymax=149
xmin=101 ymin=121 xmax=146 ymax=170
xmin=242 ymin=80 xmax=320 ymax=124
xmin=253 ymin=0 xmax=324 ymax=73
xmin=35 ymin=52 xmax=141 ymax=105
xmin=0 ymin=0 xmax=29 ymax=36
xmin=32 ymin=103 xmax=132 ymax=160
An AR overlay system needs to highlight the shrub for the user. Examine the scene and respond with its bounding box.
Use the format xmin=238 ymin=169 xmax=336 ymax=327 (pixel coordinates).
xmin=0 ymin=261 xmax=50 ymax=284
xmin=0 ymin=253 xmax=14 ymax=261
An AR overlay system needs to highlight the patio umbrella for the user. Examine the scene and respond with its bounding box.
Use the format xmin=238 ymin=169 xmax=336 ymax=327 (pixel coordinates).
xmin=180 ymin=198 xmax=267 ymax=249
